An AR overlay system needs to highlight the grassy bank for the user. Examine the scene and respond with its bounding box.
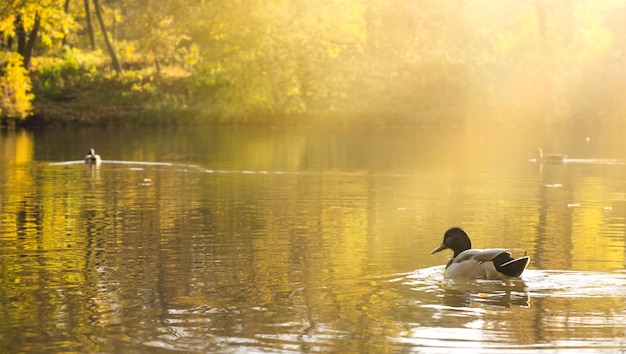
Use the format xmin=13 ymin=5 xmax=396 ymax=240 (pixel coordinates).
xmin=25 ymin=55 xmax=196 ymax=126
xmin=11 ymin=50 xmax=626 ymax=128
xmin=23 ymin=61 xmax=441 ymax=127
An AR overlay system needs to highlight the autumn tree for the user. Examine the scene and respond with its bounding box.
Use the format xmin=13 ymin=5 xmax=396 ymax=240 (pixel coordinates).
xmin=0 ymin=52 xmax=33 ymax=121
xmin=0 ymin=0 xmax=78 ymax=121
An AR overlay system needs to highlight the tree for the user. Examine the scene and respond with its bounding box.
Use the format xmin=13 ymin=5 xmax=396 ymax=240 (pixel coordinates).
xmin=1 ymin=0 xmax=76 ymax=62
xmin=0 ymin=52 xmax=33 ymax=121
xmin=83 ymin=0 xmax=96 ymax=50
xmin=92 ymin=0 xmax=122 ymax=73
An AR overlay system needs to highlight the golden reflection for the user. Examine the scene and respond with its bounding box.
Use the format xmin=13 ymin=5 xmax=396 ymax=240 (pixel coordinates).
xmin=3 ymin=127 xmax=626 ymax=352
xmin=0 ymin=129 xmax=36 ymax=244
xmin=571 ymin=177 xmax=625 ymax=270
xmin=1 ymin=129 xmax=34 ymax=164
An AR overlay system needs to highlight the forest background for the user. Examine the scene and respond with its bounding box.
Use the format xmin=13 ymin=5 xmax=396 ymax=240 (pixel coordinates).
xmin=1 ymin=0 xmax=626 ymax=126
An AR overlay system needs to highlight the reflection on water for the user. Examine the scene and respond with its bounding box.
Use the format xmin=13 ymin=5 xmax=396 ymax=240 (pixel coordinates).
xmin=1 ymin=126 xmax=626 ymax=352
xmin=403 ymin=268 xmax=626 ymax=352
xmin=440 ymin=279 xmax=530 ymax=308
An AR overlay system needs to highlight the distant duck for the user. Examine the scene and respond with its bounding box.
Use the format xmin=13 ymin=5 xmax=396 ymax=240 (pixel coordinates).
xmin=535 ymin=148 xmax=567 ymax=163
xmin=430 ymin=227 xmax=530 ymax=280
xmin=84 ymin=148 xmax=102 ymax=165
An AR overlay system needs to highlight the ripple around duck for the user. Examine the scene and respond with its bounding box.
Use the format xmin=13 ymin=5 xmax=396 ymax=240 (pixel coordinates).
xmin=528 ymin=158 xmax=626 ymax=165
xmin=403 ymin=266 xmax=531 ymax=308
xmin=406 ymin=267 xmax=626 ymax=300
xmin=393 ymin=268 xmax=626 ymax=353
xmin=522 ymin=269 xmax=626 ymax=299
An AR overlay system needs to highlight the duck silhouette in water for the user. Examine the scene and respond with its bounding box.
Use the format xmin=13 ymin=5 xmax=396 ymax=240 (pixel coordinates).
xmin=84 ymin=148 xmax=102 ymax=166
xmin=534 ymin=148 xmax=566 ymax=163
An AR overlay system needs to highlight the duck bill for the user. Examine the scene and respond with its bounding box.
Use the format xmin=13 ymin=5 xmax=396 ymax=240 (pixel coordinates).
xmin=430 ymin=244 xmax=447 ymax=255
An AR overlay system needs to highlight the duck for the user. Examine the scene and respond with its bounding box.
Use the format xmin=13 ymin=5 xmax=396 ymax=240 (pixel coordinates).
xmin=430 ymin=227 xmax=530 ymax=280
xmin=535 ymin=147 xmax=567 ymax=163
xmin=84 ymin=148 xmax=102 ymax=166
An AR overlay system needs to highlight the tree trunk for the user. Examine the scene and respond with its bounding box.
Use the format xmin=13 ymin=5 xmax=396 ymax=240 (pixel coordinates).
xmin=22 ymin=12 xmax=40 ymax=68
xmin=14 ymin=13 xmax=40 ymax=69
xmin=83 ymin=0 xmax=96 ymax=50
xmin=92 ymin=0 xmax=122 ymax=73
xmin=14 ymin=14 xmax=26 ymax=55
xmin=62 ymin=0 xmax=71 ymax=46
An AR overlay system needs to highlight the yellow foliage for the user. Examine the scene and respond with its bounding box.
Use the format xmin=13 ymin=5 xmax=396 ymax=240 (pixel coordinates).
xmin=0 ymin=52 xmax=34 ymax=120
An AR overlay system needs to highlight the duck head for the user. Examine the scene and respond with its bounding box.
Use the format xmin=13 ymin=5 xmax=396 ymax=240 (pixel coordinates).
xmin=430 ymin=227 xmax=472 ymax=258
xmin=535 ymin=148 xmax=544 ymax=159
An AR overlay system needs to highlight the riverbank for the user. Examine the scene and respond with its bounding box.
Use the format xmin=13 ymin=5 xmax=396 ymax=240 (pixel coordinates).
xmin=0 ymin=56 xmax=497 ymax=128
xmin=21 ymin=68 xmax=457 ymax=128
xmin=4 ymin=54 xmax=625 ymax=129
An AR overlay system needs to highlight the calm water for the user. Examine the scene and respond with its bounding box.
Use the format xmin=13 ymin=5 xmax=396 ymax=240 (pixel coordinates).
xmin=1 ymin=125 xmax=626 ymax=353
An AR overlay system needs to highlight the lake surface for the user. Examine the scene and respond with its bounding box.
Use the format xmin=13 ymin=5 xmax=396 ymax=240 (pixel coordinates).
xmin=1 ymin=125 xmax=626 ymax=353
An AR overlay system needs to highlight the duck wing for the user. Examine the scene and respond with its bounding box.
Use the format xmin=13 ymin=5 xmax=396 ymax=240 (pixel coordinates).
xmin=447 ymin=248 xmax=529 ymax=279
xmin=452 ymin=248 xmax=510 ymax=263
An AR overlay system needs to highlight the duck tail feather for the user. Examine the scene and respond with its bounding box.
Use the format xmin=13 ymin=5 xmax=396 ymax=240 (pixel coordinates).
xmin=496 ymin=256 xmax=530 ymax=277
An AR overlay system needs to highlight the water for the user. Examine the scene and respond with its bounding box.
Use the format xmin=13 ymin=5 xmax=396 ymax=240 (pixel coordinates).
xmin=1 ymin=125 xmax=626 ymax=353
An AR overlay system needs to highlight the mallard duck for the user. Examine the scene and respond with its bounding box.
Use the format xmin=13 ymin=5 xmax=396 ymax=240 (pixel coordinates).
xmin=535 ymin=148 xmax=567 ymax=163
xmin=430 ymin=227 xmax=530 ymax=280
xmin=84 ymin=148 xmax=102 ymax=165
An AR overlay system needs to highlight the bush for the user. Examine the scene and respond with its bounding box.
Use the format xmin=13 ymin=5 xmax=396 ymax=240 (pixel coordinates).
xmin=31 ymin=48 xmax=99 ymax=101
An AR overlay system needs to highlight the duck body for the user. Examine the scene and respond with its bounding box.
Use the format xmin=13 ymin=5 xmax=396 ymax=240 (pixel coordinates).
xmin=431 ymin=227 xmax=530 ymax=280
xmin=535 ymin=148 xmax=566 ymax=163
xmin=84 ymin=148 xmax=102 ymax=166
